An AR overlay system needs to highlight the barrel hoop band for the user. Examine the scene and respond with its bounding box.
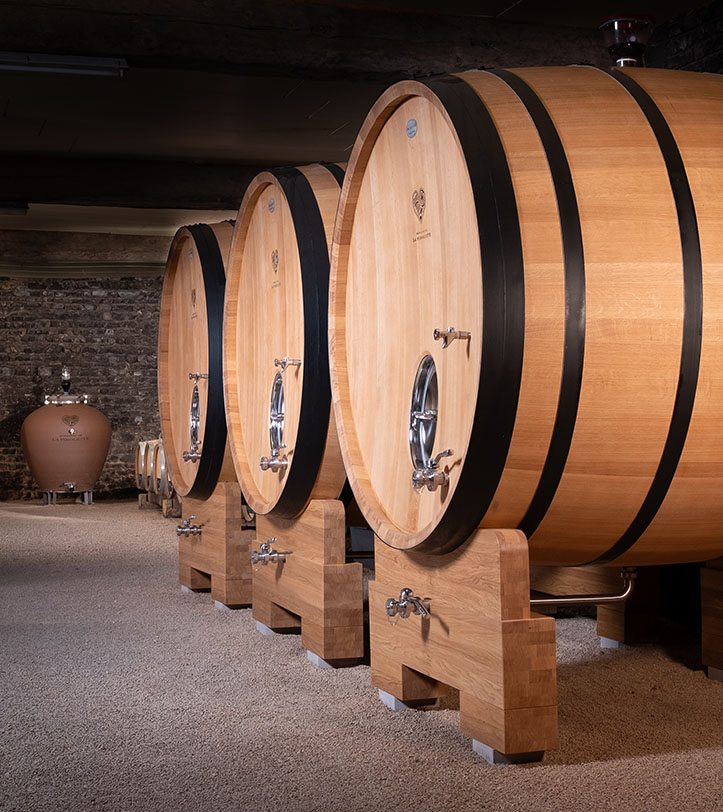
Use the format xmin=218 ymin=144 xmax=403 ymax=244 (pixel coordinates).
xmin=415 ymin=74 xmax=525 ymax=554
xmin=491 ymin=69 xmax=587 ymax=539
xmin=320 ymin=162 xmax=345 ymax=188
xmin=186 ymin=223 xmax=228 ymax=500
xmin=268 ymin=167 xmax=338 ymax=518
xmin=585 ymin=68 xmax=703 ymax=565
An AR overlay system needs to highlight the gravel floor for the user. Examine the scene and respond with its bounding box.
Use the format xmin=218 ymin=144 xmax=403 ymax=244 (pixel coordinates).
xmin=1 ymin=500 xmax=722 ymax=812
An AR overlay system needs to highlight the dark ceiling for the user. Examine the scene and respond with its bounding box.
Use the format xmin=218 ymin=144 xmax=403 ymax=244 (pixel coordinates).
xmin=0 ymin=0 xmax=706 ymax=234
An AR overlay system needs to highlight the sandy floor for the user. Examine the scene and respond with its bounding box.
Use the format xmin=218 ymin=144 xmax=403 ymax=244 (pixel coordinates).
xmin=1 ymin=500 xmax=722 ymax=812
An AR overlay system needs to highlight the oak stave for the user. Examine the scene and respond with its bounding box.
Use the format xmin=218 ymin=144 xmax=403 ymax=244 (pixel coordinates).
xmin=329 ymin=66 xmax=723 ymax=567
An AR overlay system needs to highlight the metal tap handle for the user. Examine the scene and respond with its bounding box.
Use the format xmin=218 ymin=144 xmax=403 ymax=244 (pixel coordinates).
xmin=251 ymin=538 xmax=290 ymax=566
xmin=259 ymin=453 xmax=289 ymax=472
xmin=274 ymin=357 xmax=302 ymax=373
xmin=176 ymin=516 xmax=201 ymax=537
xmin=399 ymin=587 xmax=430 ymax=618
xmin=386 ymin=588 xmax=430 ymax=620
xmin=430 ymin=448 xmax=453 ymax=469
xmin=412 ymin=449 xmax=453 ymax=492
xmin=433 ymin=327 xmax=471 ymax=349
xmin=188 ymin=372 xmax=209 ymax=382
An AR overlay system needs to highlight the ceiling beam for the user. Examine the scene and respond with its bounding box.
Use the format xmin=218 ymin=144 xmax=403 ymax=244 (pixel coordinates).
xmin=0 ymin=229 xmax=170 ymax=277
xmin=1 ymin=157 xmax=259 ymax=209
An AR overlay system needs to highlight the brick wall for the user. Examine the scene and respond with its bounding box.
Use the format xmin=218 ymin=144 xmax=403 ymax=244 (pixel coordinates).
xmin=0 ymin=275 xmax=163 ymax=500
xmin=647 ymin=0 xmax=723 ymax=73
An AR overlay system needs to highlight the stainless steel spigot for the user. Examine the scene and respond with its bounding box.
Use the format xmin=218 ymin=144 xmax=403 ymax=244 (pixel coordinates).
xmin=412 ymin=448 xmax=453 ymax=492
xmin=183 ymin=448 xmax=202 ymax=462
xmin=177 ymin=516 xmax=202 ymax=537
xmin=188 ymin=372 xmax=209 ymax=383
xmin=433 ymin=327 xmax=471 ymax=348
xmin=63 ymin=482 xmax=76 ymax=492
xmin=385 ymin=588 xmax=430 ymax=619
xmin=259 ymin=448 xmax=289 ymax=472
xmin=251 ymin=538 xmax=291 ymax=566
xmin=274 ymin=357 xmax=302 ymax=373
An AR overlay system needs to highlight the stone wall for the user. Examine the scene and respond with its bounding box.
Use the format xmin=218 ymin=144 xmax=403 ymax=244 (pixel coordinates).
xmin=648 ymin=0 xmax=723 ymax=73
xmin=0 ymin=275 xmax=163 ymax=500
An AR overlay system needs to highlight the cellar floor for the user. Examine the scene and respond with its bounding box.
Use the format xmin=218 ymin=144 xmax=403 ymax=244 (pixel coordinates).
xmin=1 ymin=500 xmax=721 ymax=812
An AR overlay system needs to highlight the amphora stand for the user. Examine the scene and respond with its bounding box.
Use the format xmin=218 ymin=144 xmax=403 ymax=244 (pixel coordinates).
xmin=253 ymin=499 xmax=365 ymax=664
xmin=369 ymin=528 xmax=558 ymax=764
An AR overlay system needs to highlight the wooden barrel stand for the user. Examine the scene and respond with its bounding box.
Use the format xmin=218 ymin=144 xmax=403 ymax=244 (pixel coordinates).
xmin=253 ymin=500 xmax=364 ymax=663
xmin=370 ymin=528 xmax=558 ymax=763
xmin=179 ymin=481 xmax=253 ymax=608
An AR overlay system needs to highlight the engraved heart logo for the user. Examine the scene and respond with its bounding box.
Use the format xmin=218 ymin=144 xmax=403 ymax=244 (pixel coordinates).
xmin=412 ymin=188 xmax=426 ymax=223
xmin=62 ymin=415 xmax=79 ymax=427
xmin=272 ymin=249 xmax=279 ymax=274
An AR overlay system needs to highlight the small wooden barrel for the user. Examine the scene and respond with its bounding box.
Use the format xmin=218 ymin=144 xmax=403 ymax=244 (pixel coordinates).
xmin=329 ymin=67 xmax=723 ymax=567
xmin=135 ymin=440 xmax=150 ymax=490
xmin=224 ymin=163 xmax=347 ymax=518
xmin=158 ymin=222 xmax=236 ymax=499
xmin=136 ymin=438 xmax=159 ymax=492
xmin=151 ymin=440 xmax=174 ymax=498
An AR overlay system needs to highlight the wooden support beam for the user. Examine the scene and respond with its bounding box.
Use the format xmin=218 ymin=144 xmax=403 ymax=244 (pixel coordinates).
xmin=0 ymin=229 xmax=171 ymax=277
xmin=0 ymin=157 xmax=259 ymax=210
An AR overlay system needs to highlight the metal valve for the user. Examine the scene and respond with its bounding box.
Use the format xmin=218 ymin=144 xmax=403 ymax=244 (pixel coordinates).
xmin=385 ymin=588 xmax=430 ymax=619
xmin=176 ymin=516 xmax=202 ymax=537
xmin=259 ymin=448 xmax=289 ymax=472
xmin=433 ymin=326 xmax=471 ymax=349
xmin=274 ymin=357 xmax=302 ymax=373
xmin=183 ymin=380 xmax=203 ymax=463
xmin=412 ymin=448 xmax=453 ymax=492
xmin=251 ymin=538 xmax=291 ymax=566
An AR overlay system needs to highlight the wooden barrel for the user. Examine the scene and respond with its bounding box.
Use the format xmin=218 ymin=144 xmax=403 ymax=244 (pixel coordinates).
xmin=135 ymin=440 xmax=150 ymax=490
xmin=329 ymin=67 xmax=723 ymax=567
xmin=134 ymin=438 xmax=159 ymax=492
xmin=224 ymin=163 xmax=347 ymax=517
xmin=158 ymin=223 xmax=236 ymax=499
xmin=151 ymin=440 xmax=174 ymax=499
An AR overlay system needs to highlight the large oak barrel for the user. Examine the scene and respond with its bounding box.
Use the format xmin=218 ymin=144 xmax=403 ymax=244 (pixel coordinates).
xmin=158 ymin=222 xmax=236 ymax=499
xmin=329 ymin=67 xmax=723 ymax=567
xmin=224 ymin=163 xmax=347 ymax=517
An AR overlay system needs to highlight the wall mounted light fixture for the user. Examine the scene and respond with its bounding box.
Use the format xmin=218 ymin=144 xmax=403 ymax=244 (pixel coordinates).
xmin=0 ymin=52 xmax=127 ymax=77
